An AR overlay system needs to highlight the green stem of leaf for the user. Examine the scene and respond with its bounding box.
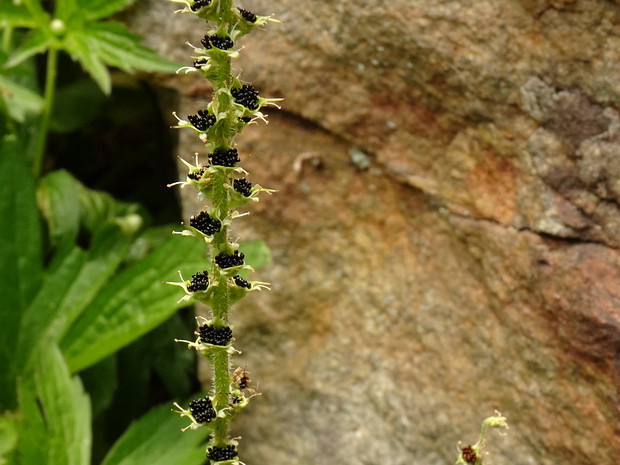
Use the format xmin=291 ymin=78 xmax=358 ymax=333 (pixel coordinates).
xmin=0 ymin=28 xmax=16 ymax=134
xmin=32 ymin=48 xmax=58 ymax=179
xmin=2 ymin=26 xmax=12 ymax=53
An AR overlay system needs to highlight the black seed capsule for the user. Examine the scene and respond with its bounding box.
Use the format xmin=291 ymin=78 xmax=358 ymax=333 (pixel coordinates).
xmin=461 ymin=446 xmax=477 ymax=464
xmin=198 ymin=110 xmax=216 ymax=126
xmin=215 ymin=250 xmax=245 ymax=269
xmin=201 ymin=35 xmax=212 ymax=49
xmin=199 ymin=324 xmax=233 ymax=346
xmin=238 ymin=7 xmax=257 ymax=23
xmin=210 ymin=148 xmax=240 ymax=167
xmin=233 ymin=178 xmax=252 ymax=197
xmin=193 ymin=58 xmax=207 ymax=68
xmin=190 ymin=0 xmax=212 ymax=12
xmin=239 ymin=116 xmax=252 ymax=123
xmin=188 ymin=109 xmax=216 ymax=131
xmin=231 ymin=84 xmax=259 ymax=110
xmin=233 ymin=275 xmax=251 ymax=289
xmin=207 ymin=445 xmax=238 ymax=462
xmin=197 ymin=109 xmax=212 ymax=120
xmin=189 ymin=211 xmax=222 ymax=235
xmin=188 ymin=270 xmax=209 ymax=292
xmin=188 ymin=167 xmax=206 ymax=181
xmin=188 ymin=396 xmax=216 ymax=423
xmin=207 ymin=35 xmax=233 ymax=51
xmin=188 ymin=114 xmax=203 ymax=129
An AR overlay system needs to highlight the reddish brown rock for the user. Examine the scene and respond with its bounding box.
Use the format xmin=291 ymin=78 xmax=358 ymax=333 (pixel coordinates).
xmin=125 ymin=1 xmax=620 ymax=464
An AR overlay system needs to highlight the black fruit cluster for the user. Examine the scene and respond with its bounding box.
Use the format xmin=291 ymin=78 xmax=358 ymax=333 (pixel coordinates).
xmin=231 ymin=84 xmax=259 ymax=110
xmin=201 ymin=34 xmax=233 ymax=50
xmin=188 ymin=396 xmax=216 ymax=423
xmin=207 ymin=445 xmax=237 ymax=462
xmin=188 ymin=167 xmax=206 ymax=181
xmin=215 ymin=250 xmax=245 ymax=269
xmin=238 ymin=7 xmax=257 ymax=23
xmin=238 ymin=115 xmax=251 ymax=123
xmin=193 ymin=57 xmax=207 ymax=68
xmin=188 ymin=270 xmax=209 ymax=292
xmin=210 ymin=148 xmax=240 ymax=167
xmin=189 ymin=109 xmax=216 ymax=131
xmin=233 ymin=178 xmax=252 ymax=197
xmin=189 ymin=211 xmax=222 ymax=235
xmin=233 ymin=275 xmax=251 ymax=289
xmin=199 ymin=324 xmax=233 ymax=346
xmin=190 ymin=0 xmax=211 ymax=12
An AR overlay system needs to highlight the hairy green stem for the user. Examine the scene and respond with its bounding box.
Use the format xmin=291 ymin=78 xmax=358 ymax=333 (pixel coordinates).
xmin=212 ymin=170 xmax=230 ymax=221
xmin=217 ymin=0 xmax=233 ymax=19
xmin=212 ymin=348 xmax=231 ymax=444
xmin=209 ymin=161 xmax=232 ymax=446
xmin=32 ymin=48 xmax=58 ymax=179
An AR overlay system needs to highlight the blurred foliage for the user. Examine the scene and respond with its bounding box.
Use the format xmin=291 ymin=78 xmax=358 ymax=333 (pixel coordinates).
xmin=0 ymin=1 xmax=271 ymax=464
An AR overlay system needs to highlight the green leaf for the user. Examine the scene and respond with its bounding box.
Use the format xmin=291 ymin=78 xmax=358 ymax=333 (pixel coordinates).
xmin=64 ymin=31 xmax=111 ymax=94
xmin=76 ymin=174 xmax=146 ymax=235
xmin=39 ymin=168 xmax=147 ymax=240
xmin=4 ymin=30 xmax=54 ymax=68
xmin=37 ymin=170 xmax=81 ymax=247
xmin=36 ymin=345 xmax=91 ymax=465
xmin=0 ymin=415 xmax=18 ymax=465
xmin=123 ymin=225 xmax=178 ymax=266
xmin=85 ymin=22 xmax=180 ymax=74
xmin=16 ymin=246 xmax=86 ymax=372
xmin=54 ymin=0 xmax=81 ymax=24
xmin=78 ymin=0 xmax=138 ymax=21
xmin=0 ymin=74 xmax=44 ymax=122
xmin=19 ymin=0 xmax=50 ymax=20
xmin=101 ymin=402 xmax=209 ymax=465
xmin=0 ymin=136 xmax=42 ymax=409
xmin=0 ymin=3 xmax=38 ymax=28
xmin=61 ymin=235 xmax=206 ymax=373
xmin=238 ymin=239 xmax=271 ymax=277
xmin=13 ymin=377 xmax=48 ymax=465
xmin=18 ymin=223 xmax=132 ymax=372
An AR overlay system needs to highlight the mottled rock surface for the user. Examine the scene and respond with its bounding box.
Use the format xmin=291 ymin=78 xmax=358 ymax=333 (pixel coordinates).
xmin=126 ymin=1 xmax=620 ymax=464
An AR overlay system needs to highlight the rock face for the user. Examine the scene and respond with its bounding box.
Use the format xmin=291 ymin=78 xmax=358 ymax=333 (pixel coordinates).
xmin=127 ymin=1 xmax=620 ymax=464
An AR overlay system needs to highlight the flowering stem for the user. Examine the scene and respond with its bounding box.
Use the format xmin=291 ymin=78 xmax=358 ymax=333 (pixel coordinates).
xmin=168 ymin=1 xmax=279 ymax=463
xmin=32 ymin=48 xmax=58 ymax=179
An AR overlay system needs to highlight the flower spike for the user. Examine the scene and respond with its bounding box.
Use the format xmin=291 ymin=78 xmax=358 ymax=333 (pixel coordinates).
xmin=168 ymin=2 xmax=279 ymax=462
